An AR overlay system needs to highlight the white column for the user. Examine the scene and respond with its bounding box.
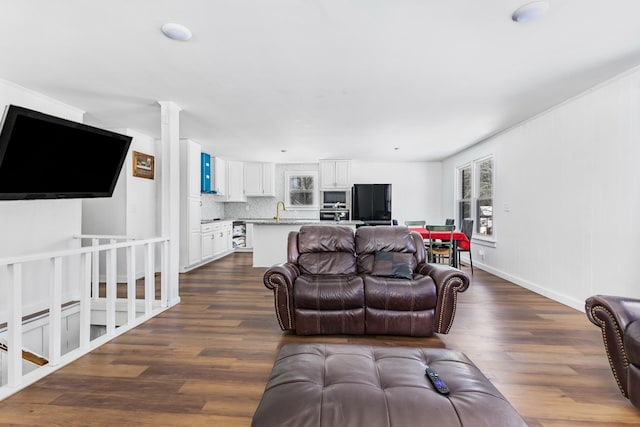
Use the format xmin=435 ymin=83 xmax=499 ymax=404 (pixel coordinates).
xmin=7 ymin=263 xmax=23 ymax=387
xmin=158 ymin=101 xmax=182 ymax=306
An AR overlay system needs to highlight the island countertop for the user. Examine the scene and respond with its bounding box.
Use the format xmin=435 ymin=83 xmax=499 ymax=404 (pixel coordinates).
xmin=242 ymin=218 xmax=363 ymax=226
xmin=248 ymin=219 xmax=363 ymax=267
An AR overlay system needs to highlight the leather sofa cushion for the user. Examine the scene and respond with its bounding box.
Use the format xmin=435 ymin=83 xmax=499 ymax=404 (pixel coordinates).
xmin=365 ymin=307 xmax=435 ymax=336
xmin=298 ymin=252 xmax=357 ymax=275
xmin=298 ymin=226 xmax=357 ymax=275
xmin=625 ymin=320 xmax=640 ymax=365
xmin=356 ymin=226 xmax=417 ymax=254
xmin=363 ymin=274 xmax=436 ymax=311
xmin=355 ymin=226 xmax=417 ymax=274
xmin=294 ymin=274 xmax=364 ymax=310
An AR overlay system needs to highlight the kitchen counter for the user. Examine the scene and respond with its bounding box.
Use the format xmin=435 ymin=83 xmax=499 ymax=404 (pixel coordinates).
xmin=249 ymin=219 xmax=363 ymax=267
xmin=243 ymin=218 xmax=363 ymax=226
xmin=200 ymin=218 xmax=223 ymax=224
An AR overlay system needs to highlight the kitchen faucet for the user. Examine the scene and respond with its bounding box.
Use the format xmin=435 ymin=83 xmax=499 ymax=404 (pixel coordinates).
xmin=274 ymin=200 xmax=286 ymax=221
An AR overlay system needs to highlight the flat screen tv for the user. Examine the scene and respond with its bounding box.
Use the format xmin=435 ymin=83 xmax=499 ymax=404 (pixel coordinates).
xmin=352 ymin=183 xmax=392 ymax=225
xmin=0 ymin=105 xmax=132 ymax=200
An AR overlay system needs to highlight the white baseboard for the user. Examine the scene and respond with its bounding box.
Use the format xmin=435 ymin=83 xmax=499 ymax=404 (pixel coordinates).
xmin=463 ymin=259 xmax=584 ymax=312
xmin=179 ymin=249 xmax=234 ymax=273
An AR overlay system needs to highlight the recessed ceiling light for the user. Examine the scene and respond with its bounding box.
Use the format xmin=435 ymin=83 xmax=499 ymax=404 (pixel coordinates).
xmin=161 ymin=23 xmax=192 ymax=41
xmin=512 ymin=1 xmax=549 ymax=23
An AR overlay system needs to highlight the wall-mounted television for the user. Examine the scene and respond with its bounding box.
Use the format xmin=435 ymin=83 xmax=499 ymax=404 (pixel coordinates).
xmin=0 ymin=105 xmax=132 ymax=200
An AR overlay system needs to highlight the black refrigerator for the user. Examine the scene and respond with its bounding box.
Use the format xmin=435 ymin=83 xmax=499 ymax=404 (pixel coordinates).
xmin=352 ymin=184 xmax=392 ymax=225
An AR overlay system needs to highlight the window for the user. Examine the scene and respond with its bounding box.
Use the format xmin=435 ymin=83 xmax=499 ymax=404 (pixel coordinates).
xmin=456 ymin=156 xmax=494 ymax=238
xmin=285 ymin=171 xmax=318 ymax=209
xmin=476 ymin=158 xmax=493 ymax=236
xmin=458 ymin=165 xmax=471 ymax=227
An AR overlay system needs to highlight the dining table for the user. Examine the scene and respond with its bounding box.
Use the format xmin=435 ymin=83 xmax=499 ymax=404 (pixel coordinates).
xmin=408 ymin=227 xmax=469 ymax=269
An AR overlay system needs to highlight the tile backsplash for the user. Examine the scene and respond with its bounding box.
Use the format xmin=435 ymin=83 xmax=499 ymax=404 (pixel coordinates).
xmin=224 ymin=197 xmax=319 ymax=220
xmin=201 ymin=194 xmax=224 ymax=220
xmin=201 ymin=163 xmax=321 ymax=221
xmin=202 ymin=195 xmax=319 ymax=221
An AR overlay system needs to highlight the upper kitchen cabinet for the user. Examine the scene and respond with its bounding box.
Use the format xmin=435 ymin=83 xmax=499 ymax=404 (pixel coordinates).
xmin=216 ymin=160 xmax=246 ymax=202
xmin=244 ymin=162 xmax=275 ymax=197
xmin=213 ymin=157 xmax=226 ymax=196
xmin=319 ymin=159 xmax=351 ymax=189
xmin=227 ymin=160 xmax=246 ymax=201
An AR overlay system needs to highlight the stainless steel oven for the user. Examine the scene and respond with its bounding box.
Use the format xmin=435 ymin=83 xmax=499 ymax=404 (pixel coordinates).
xmin=320 ymin=190 xmax=351 ymax=221
xmin=320 ymin=208 xmax=350 ymax=221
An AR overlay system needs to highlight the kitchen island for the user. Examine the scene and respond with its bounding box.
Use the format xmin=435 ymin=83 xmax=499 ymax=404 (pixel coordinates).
xmin=244 ymin=219 xmax=363 ymax=267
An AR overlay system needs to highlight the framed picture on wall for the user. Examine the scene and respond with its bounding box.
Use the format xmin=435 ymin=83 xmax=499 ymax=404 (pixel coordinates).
xmin=132 ymin=151 xmax=154 ymax=179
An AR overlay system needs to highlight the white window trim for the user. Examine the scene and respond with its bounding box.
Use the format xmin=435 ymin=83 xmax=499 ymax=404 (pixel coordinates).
xmin=455 ymin=155 xmax=496 ymax=243
xmin=474 ymin=155 xmax=494 ymax=241
xmin=284 ymin=171 xmax=318 ymax=210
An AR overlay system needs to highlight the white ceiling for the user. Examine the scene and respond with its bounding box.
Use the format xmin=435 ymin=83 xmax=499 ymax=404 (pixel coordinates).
xmin=1 ymin=1 xmax=640 ymax=162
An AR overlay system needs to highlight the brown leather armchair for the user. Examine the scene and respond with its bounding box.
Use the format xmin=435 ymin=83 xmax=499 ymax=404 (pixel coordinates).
xmin=585 ymin=295 xmax=640 ymax=408
xmin=263 ymin=225 xmax=470 ymax=336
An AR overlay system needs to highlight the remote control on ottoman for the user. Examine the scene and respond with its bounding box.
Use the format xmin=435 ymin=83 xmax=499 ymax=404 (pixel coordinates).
xmin=425 ymin=365 xmax=450 ymax=394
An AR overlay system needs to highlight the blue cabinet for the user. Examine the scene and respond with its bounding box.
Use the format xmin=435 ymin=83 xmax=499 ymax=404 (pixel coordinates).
xmin=201 ymin=152 xmax=212 ymax=193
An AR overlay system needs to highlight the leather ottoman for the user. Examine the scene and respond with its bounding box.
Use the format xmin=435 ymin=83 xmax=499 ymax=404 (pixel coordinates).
xmin=252 ymin=344 xmax=527 ymax=427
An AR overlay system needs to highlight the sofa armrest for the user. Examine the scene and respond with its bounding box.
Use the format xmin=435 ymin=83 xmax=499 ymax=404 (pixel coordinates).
xmin=417 ymin=263 xmax=470 ymax=334
xmin=585 ymin=295 xmax=640 ymax=396
xmin=263 ymin=263 xmax=300 ymax=331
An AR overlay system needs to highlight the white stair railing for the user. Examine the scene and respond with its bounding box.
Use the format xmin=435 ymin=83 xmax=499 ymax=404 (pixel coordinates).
xmin=0 ymin=235 xmax=171 ymax=400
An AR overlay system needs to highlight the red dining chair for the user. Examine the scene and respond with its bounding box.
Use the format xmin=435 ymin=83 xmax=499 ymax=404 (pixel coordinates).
xmin=457 ymin=218 xmax=473 ymax=274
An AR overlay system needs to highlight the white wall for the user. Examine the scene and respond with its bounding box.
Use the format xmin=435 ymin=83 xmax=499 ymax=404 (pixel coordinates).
xmin=0 ymin=79 xmax=85 ymax=317
xmin=351 ymin=160 xmax=442 ymax=225
xmin=82 ymin=128 xmax=158 ymax=279
xmin=82 ymin=128 xmax=157 ymax=238
xmin=222 ymin=161 xmax=442 ymax=224
xmin=442 ymin=66 xmax=640 ymax=310
xmin=124 ymin=130 xmax=158 ymax=239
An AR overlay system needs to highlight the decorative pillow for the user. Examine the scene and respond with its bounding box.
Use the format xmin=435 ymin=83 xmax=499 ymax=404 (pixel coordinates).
xmin=372 ymin=252 xmax=414 ymax=279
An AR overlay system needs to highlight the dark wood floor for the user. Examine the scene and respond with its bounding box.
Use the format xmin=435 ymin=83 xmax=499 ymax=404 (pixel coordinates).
xmin=0 ymin=253 xmax=639 ymax=426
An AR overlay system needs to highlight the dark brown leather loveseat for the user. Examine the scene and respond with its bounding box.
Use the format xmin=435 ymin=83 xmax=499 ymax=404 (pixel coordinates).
xmin=263 ymin=225 xmax=470 ymax=336
xmin=586 ymin=295 xmax=640 ymax=409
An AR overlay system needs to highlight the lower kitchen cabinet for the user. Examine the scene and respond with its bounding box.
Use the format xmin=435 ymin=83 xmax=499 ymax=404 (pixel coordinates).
xmin=201 ymin=220 xmax=233 ymax=262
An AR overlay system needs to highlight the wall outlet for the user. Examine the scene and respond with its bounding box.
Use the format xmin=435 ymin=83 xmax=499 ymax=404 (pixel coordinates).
xmin=478 ymin=249 xmax=485 ymax=260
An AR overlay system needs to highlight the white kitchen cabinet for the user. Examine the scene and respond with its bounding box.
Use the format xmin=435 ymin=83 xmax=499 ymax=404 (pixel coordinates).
xmin=201 ymin=223 xmax=214 ymax=260
xmin=189 ymin=230 xmax=202 ymax=265
xmin=180 ymin=139 xmax=203 ymax=272
xmin=244 ymin=162 xmax=275 ymax=197
xmin=214 ymin=159 xmax=245 ymax=202
xmin=319 ymin=160 xmax=351 ymax=189
xmin=213 ymin=224 xmax=226 ymax=255
xmin=226 ymin=161 xmax=246 ymax=202
xmin=213 ymin=157 xmax=226 ymax=195
xmin=188 ymin=197 xmax=202 ymax=264
xmin=202 ymin=221 xmax=233 ymax=260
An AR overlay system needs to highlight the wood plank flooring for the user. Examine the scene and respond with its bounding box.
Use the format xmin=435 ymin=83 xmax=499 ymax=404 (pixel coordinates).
xmin=0 ymin=252 xmax=639 ymax=426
